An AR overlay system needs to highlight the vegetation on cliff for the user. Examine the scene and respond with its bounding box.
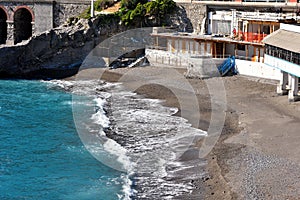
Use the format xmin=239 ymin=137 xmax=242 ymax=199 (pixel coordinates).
xmin=119 ymin=0 xmax=176 ymax=26
xmin=78 ymin=0 xmax=176 ymax=27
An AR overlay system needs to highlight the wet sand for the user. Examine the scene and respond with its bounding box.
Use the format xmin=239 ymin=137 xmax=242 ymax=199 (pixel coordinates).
xmin=74 ymin=66 xmax=300 ymax=199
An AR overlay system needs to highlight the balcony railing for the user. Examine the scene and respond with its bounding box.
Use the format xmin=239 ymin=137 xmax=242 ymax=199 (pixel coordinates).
xmin=238 ymin=31 xmax=268 ymax=43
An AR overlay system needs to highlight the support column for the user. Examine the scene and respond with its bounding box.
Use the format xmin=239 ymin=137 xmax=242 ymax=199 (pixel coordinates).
xmin=277 ymin=71 xmax=288 ymax=95
xmin=208 ymin=12 xmax=213 ymax=35
xmin=167 ymin=39 xmax=171 ymax=52
xmin=179 ymin=40 xmax=182 ymax=53
xmin=195 ymin=41 xmax=199 ymax=55
xmin=234 ymin=44 xmax=237 ymax=57
xmin=258 ymin=23 xmax=261 ymax=42
xmin=214 ymin=42 xmax=217 ymax=58
xmin=193 ymin=40 xmax=196 ymax=55
xmin=175 ymin=39 xmax=179 ymax=54
xmin=6 ymin=21 xmax=14 ymax=45
xmin=288 ymin=74 xmax=299 ymax=102
xmin=182 ymin=40 xmax=186 ymax=54
xmin=171 ymin=39 xmax=175 ymax=53
xmin=258 ymin=47 xmax=261 ymax=62
xmin=222 ymin=43 xmax=225 ymax=58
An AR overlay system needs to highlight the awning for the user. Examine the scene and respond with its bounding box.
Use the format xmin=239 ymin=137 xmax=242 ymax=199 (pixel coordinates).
xmin=263 ymin=29 xmax=300 ymax=53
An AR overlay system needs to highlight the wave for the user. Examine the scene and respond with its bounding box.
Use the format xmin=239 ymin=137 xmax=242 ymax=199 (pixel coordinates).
xmin=45 ymin=79 xmax=207 ymax=199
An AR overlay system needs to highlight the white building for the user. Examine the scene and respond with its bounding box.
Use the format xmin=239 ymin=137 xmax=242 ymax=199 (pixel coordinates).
xmin=263 ymin=23 xmax=300 ymax=101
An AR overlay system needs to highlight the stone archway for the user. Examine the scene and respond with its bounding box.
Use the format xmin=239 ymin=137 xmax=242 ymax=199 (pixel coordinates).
xmin=14 ymin=8 xmax=32 ymax=44
xmin=0 ymin=8 xmax=7 ymax=44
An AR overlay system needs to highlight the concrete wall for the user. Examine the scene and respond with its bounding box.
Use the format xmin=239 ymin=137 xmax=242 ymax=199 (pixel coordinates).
xmin=146 ymin=48 xmax=189 ymax=68
xmin=264 ymin=54 xmax=300 ymax=77
xmin=148 ymin=48 xmax=282 ymax=80
xmin=235 ymin=59 xmax=281 ymax=80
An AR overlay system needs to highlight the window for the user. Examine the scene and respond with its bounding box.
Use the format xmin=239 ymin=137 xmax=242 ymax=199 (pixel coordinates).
xmin=237 ymin=44 xmax=245 ymax=51
xmin=262 ymin=26 xmax=270 ymax=34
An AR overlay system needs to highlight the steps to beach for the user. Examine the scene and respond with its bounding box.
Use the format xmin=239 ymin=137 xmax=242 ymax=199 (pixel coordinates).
xmin=128 ymin=56 xmax=147 ymax=68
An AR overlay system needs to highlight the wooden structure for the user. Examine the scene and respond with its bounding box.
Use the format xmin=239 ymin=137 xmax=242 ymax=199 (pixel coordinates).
xmin=151 ymin=32 xmax=264 ymax=62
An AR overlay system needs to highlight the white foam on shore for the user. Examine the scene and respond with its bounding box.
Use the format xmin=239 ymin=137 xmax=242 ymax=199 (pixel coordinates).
xmin=44 ymin=79 xmax=135 ymax=199
xmin=103 ymin=139 xmax=134 ymax=172
xmin=91 ymin=98 xmax=110 ymax=128
xmin=45 ymin=78 xmax=208 ymax=199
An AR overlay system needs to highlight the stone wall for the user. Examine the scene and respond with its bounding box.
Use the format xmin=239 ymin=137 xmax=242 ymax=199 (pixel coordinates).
xmin=53 ymin=2 xmax=89 ymax=27
xmin=0 ymin=2 xmax=36 ymax=44
xmin=0 ymin=1 xmax=89 ymax=45
xmin=34 ymin=3 xmax=53 ymax=33
xmin=177 ymin=3 xmax=207 ymax=34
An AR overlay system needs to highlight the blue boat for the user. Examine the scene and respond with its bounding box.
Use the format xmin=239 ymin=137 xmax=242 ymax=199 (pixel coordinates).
xmin=218 ymin=56 xmax=237 ymax=76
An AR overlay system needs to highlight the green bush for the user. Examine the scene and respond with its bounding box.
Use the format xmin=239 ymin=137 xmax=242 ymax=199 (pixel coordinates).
xmin=120 ymin=0 xmax=148 ymax=10
xmin=120 ymin=0 xmax=176 ymax=26
xmin=78 ymin=0 xmax=176 ymax=27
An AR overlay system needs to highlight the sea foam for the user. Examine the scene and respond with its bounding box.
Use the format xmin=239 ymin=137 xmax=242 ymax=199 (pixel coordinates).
xmin=46 ymin=79 xmax=208 ymax=199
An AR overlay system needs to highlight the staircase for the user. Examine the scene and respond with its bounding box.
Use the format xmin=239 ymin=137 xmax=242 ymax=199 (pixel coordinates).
xmin=128 ymin=56 xmax=148 ymax=68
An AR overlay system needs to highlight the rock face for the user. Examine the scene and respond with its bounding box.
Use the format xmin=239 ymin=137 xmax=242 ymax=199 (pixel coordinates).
xmin=177 ymin=3 xmax=207 ymax=34
xmin=0 ymin=4 xmax=196 ymax=79
xmin=0 ymin=16 xmax=125 ymax=79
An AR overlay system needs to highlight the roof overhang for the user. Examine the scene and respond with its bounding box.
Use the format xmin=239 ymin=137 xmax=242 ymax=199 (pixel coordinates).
xmin=263 ymin=29 xmax=300 ymax=53
xmin=151 ymin=33 xmax=264 ymax=47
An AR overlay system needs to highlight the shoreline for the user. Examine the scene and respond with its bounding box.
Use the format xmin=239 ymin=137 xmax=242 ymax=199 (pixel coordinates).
xmin=74 ymin=66 xmax=238 ymax=199
xmin=73 ymin=66 xmax=300 ymax=199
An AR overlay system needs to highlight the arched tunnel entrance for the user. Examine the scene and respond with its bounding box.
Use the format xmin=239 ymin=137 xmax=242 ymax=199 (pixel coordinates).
xmin=0 ymin=8 xmax=7 ymax=44
xmin=14 ymin=8 xmax=32 ymax=44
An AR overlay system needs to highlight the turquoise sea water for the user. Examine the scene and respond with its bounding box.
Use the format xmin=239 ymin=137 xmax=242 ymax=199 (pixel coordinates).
xmin=0 ymin=80 xmax=125 ymax=200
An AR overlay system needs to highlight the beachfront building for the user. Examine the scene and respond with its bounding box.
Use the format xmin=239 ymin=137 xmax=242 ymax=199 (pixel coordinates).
xmin=207 ymin=10 xmax=286 ymax=43
xmin=147 ymin=3 xmax=300 ymax=79
xmin=148 ymin=25 xmax=280 ymax=80
xmin=263 ymin=23 xmax=300 ymax=101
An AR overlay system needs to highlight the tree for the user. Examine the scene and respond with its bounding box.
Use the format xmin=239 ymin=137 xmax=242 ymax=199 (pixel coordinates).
xmin=120 ymin=0 xmax=176 ymax=26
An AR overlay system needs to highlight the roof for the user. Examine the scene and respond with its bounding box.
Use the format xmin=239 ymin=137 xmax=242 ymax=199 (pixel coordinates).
xmin=263 ymin=29 xmax=300 ymax=53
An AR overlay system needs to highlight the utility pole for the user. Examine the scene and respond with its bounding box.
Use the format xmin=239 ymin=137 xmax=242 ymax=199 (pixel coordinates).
xmin=91 ymin=0 xmax=94 ymax=17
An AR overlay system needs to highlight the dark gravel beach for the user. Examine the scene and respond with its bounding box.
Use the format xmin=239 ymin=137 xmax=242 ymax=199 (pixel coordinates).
xmin=73 ymin=66 xmax=300 ymax=199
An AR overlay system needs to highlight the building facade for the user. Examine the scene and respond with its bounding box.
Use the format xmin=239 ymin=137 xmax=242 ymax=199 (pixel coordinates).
xmin=263 ymin=23 xmax=300 ymax=101
xmin=0 ymin=0 xmax=89 ymax=45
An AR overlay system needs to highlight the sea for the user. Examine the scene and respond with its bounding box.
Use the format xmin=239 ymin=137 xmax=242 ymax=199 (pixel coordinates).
xmin=0 ymin=78 xmax=207 ymax=199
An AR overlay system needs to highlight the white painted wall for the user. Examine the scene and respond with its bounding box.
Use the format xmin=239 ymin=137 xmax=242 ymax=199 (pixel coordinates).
xmin=235 ymin=59 xmax=281 ymax=80
xmin=280 ymin=23 xmax=300 ymax=33
xmin=264 ymin=55 xmax=300 ymax=77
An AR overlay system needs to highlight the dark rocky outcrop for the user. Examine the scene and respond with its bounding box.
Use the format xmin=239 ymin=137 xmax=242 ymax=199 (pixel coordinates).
xmin=0 ymin=4 xmax=195 ymax=79
xmin=0 ymin=15 xmax=125 ymax=79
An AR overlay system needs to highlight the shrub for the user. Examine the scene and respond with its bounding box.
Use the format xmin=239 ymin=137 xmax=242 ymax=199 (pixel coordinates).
xmin=120 ymin=0 xmax=176 ymax=26
xmin=120 ymin=0 xmax=148 ymax=10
